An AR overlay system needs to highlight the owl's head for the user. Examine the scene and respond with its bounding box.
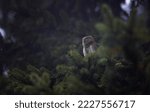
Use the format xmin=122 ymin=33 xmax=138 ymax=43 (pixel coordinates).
xmin=82 ymin=36 xmax=95 ymax=47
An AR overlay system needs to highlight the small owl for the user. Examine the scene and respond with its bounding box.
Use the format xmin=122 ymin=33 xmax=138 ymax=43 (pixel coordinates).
xmin=82 ymin=36 xmax=96 ymax=56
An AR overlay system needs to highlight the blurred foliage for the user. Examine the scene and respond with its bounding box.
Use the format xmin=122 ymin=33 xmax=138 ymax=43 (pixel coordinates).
xmin=0 ymin=0 xmax=150 ymax=94
xmin=7 ymin=65 xmax=52 ymax=94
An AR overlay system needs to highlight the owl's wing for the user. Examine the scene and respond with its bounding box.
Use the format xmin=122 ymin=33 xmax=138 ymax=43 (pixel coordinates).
xmin=83 ymin=47 xmax=87 ymax=56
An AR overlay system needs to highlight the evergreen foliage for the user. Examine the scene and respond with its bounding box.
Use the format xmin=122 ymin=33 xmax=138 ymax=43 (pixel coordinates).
xmin=7 ymin=65 xmax=52 ymax=94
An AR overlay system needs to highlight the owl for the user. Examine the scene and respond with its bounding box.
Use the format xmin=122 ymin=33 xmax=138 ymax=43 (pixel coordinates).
xmin=82 ymin=36 xmax=96 ymax=56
